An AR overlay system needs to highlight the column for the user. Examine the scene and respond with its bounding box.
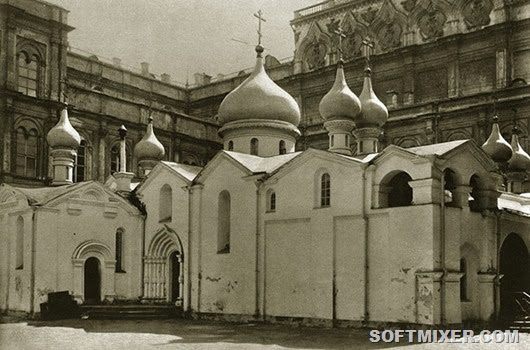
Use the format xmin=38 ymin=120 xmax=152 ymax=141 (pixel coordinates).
xmin=409 ymin=178 xmax=442 ymax=205
xmin=415 ymin=271 xmax=443 ymax=325
xmin=477 ymin=272 xmax=499 ymax=322
xmin=442 ymin=271 xmax=464 ymax=325
xmin=496 ymin=49 xmax=507 ymax=89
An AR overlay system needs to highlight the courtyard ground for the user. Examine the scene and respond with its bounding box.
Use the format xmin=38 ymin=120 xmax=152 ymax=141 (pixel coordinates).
xmin=0 ymin=316 xmax=528 ymax=350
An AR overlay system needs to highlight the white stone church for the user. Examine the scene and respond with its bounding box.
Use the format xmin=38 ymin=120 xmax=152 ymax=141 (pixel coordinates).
xmin=1 ymin=43 xmax=529 ymax=327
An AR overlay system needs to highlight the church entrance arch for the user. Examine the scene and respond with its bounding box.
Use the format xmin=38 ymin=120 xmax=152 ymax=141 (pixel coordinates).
xmin=84 ymin=257 xmax=101 ymax=304
xmin=143 ymin=228 xmax=184 ymax=305
xmin=500 ymin=233 xmax=530 ymax=320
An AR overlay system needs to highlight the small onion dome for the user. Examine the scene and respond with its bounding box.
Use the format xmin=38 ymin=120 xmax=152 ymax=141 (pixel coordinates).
xmin=355 ymin=68 xmax=388 ymax=128
xmin=482 ymin=116 xmax=512 ymax=162
xmin=47 ymin=107 xmax=81 ymax=149
xmin=134 ymin=117 xmax=165 ymax=161
xmin=217 ymin=45 xmax=300 ymax=126
xmin=508 ymin=127 xmax=530 ymax=171
xmin=319 ymin=60 xmax=361 ymax=121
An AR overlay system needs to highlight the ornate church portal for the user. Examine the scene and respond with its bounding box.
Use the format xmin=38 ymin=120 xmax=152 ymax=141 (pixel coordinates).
xmin=143 ymin=229 xmax=184 ymax=305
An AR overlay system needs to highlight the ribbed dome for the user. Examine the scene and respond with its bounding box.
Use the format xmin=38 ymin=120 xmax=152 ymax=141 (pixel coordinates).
xmin=482 ymin=117 xmax=512 ymax=162
xmin=319 ymin=61 xmax=361 ymax=121
xmin=47 ymin=107 xmax=81 ymax=149
xmin=508 ymin=129 xmax=530 ymax=171
xmin=217 ymin=46 xmax=300 ymax=126
xmin=134 ymin=117 xmax=165 ymax=161
xmin=355 ymin=68 xmax=388 ymax=128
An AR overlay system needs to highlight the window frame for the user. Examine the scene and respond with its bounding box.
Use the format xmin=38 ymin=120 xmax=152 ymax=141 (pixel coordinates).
xmin=17 ymin=52 xmax=40 ymax=98
xmin=320 ymin=173 xmax=331 ymax=207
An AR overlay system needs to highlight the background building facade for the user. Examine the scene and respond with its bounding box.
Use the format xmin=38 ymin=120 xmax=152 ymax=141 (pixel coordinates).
xmin=1 ymin=0 xmax=530 ymax=191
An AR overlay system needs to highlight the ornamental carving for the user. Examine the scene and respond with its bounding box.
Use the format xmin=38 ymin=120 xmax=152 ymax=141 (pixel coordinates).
xmin=378 ymin=22 xmax=402 ymax=51
xmin=462 ymin=0 xmax=493 ymax=29
xmin=401 ymin=0 xmax=417 ymax=13
xmin=418 ymin=7 xmax=446 ymax=39
xmin=342 ymin=26 xmax=363 ymax=60
xmin=305 ymin=38 xmax=328 ymax=71
xmin=361 ymin=7 xmax=378 ymax=24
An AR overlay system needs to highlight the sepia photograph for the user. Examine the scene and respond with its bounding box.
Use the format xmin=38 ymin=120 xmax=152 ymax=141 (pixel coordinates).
xmin=0 ymin=0 xmax=529 ymax=349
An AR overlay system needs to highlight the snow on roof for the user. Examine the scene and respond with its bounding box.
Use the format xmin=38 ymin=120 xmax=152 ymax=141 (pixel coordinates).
xmin=407 ymin=140 xmax=469 ymax=156
xmin=224 ymin=151 xmax=302 ymax=174
xmin=498 ymin=192 xmax=530 ymax=217
xmin=161 ymin=161 xmax=202 ymax=181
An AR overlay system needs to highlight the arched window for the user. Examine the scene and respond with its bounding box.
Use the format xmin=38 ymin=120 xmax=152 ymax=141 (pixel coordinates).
xmin=320 ymin=173 xmax=331 ymax=207
xmin=159 ymin=184 xmax=172 ymax=222
xmin=331 ymin=135 xmax=335 ymax=147
xmin=443 ymin=168 xmax=457 ymax=206
xmin=17 ymin=52 xmax=39 ymax=97
xmin=469 ymin=174 xmax=481 ymax=212
xmin=75 ymin=140 xmax=87 ymax=182
xmin=279 ymin=140 xmax=286 ymax=155
xmin=267 ymin=190 xmax=276 ymax=212
xmin=115 ymin=228 xmax=125 ymax=273
xmin=385 ymin=171 xmax=413 ymax=208
xmin=460 ymin=258 xmax=468 ymax=301
xmin=217 ymin=190 xmax=231 ymax=254
xmin=16 ymin=216 xmax=24 ymax=270
xmin=110 ymin=143 xmax=131 ymax=173
xmin=250 ymin=138 xmax=259 ymax=156
xmin=227 ymin=140 xmax=234 ymax=151
xmin=16 ymin=127 xmax=38 ymax=178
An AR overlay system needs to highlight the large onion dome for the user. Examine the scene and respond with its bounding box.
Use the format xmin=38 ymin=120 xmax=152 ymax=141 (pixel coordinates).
xmin=134 ymin=117 xmax=165 ymax=161
xmin=47 ymin=107 xmax=81 ymax=149
xmin=481 ymin=116 xmax=512 ymax=162
xmin=217 ymin=45 xmax=300 ymax=126
xmin=508 ymin=127 xmax=530 ymax=171
xmin=355 ymin=68 xmax=388 ymax=128
xmin=319 ymin=60 xmax=361 ymax=121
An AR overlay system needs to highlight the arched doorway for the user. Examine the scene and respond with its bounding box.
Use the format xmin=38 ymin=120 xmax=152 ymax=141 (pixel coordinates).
xmin=84 ymin=257 xmax=101 ymax=304
xmin=169 ymin=251 xmax=181 ymax=303
xmin=500 ymin=233 xmax=530 ymax=320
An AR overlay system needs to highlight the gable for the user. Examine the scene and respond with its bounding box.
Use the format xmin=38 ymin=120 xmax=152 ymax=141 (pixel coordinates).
xmin=136 ymin=162 xmax=197 ymax=195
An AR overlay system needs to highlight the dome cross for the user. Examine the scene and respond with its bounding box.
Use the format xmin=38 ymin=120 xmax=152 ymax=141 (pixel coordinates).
xmin=333 ymin=26 xmax=347 ymax=62
xmin=254 ymin=10 xmax=267 ymax=46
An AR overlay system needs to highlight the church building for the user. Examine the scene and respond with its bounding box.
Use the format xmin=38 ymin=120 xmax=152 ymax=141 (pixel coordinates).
xmin=1 ymin=29 xmax=529 ymax=328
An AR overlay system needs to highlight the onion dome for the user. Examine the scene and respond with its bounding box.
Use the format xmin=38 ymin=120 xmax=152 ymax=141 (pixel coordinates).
xmin=508 ymin=127 xmax=530 ymax=171
xmin=355 ymin=68 xmax=388 ymax=128
xmin=481 ymin=116 xmax=512 ymax=162
xmin=47 ymin=107 xmax=81 ymax=149
xmin=319 ymin=60 xmax=361 ymax=121
xmin=217 ymin=45 xmax=300 ymax=126
xmin=134 ymin=117 xmax=165 ymax=161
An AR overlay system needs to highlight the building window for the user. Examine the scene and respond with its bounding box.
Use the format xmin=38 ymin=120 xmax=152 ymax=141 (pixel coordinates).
xmin=469 ymin=174 xmax=481 ymax=212
xmin=228 ymin=140 xmax=234 ymax=151
xmin=460 ymin=258 xmax=468 ymax=301
xmin=110 ymin=144 xmax=131 ymax=173
xmin=17 ymin=52 xmax=39 ymax=97
xmin=250 ymin=138 xmax=259 ymax=156
xmin=267 ymin=190 xmax=276 ymax=212
xmin=16 ymin=127 xmax=38 ymax=178
xmin=386 ymin=172 xmax=413 ymax=208
xmin=279 ymin=140 xmax=286 ymax=155
xmin=320 ymin=173 xmax=331 ymax=207
xmin=75 ymin=140 xmax=87 ymax=182
xmin=16 ymin=216 xmax=24 ymax=270
xmin=443 ymin=168 xmax=457 ymax=206
xmin=331 ymin=135 xmax=335 ymax=147
xmin=217 ymin=190 xmax=231 ymax=254
xmin=115 ymin=228 xmax=125 ymax=273
xmin=159 ymin=184 xmax=172 ymax=222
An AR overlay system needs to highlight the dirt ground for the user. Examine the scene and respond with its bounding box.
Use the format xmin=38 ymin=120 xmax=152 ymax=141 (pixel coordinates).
xmin=0 ymin=316 xmax=528 ymax=350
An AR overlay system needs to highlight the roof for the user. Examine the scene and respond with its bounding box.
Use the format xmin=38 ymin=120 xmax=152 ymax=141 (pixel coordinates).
xmin=224 ymin=151 xmax=302 ymax=174
xmin=161 ymin=161 xmax=202 ymax=181
xmin=9 ymin=182 xmax=88 ymax=205
xmin=407 ymin=140 xmax=468 ymax=156
xmin=498 ymin=192 xmax=530 ymax=217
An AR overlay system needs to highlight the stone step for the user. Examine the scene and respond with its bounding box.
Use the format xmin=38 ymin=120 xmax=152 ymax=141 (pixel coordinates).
xmin=79 ymin=304 xmax=182 ymax=320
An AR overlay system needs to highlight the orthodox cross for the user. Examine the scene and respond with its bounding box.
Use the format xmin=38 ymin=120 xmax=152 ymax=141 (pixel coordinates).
xmin=254 ymin=10 xmax=267 ymax=45
xmin=361 ymin=36 xmax=375 ymax=65
xmin=333 ymin=26 xmax=346 ymax=61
